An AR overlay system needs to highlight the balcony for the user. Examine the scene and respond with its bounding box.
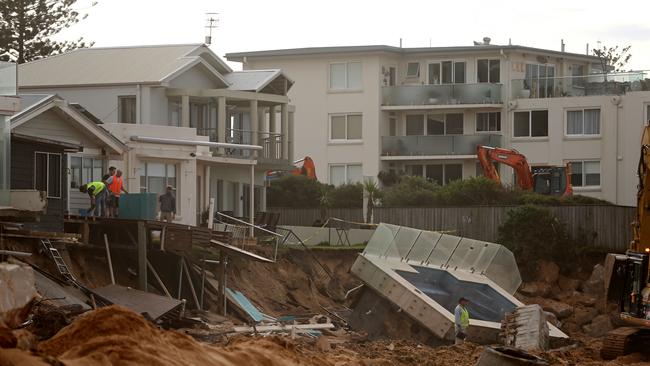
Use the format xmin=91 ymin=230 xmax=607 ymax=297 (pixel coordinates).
xmin=382 ymin=83 xmax=502 ymax=108
xmin=381 ymin=134 xmax=502 ymax=157
xmin=511 ymin=71 xmax=650 ymax=99
xmin=197 ymin=128 xmax=288 ymax=164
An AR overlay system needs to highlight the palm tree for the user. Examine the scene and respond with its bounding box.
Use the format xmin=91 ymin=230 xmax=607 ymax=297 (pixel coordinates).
xmin=363 ymin=180 xmax=382 ymax=224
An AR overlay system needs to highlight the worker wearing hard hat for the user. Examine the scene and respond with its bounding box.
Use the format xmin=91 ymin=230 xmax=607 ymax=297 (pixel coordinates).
xmin=454 ymin=297 xmax=470 ymax=344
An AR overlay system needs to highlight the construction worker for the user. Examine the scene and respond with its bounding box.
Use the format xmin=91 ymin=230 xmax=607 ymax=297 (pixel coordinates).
xmin=79 ymin=181 xmax=107 ymax=217
xmin=454 ymin=297 xmax=470 ymax=344
xmin=106 ymin=169 xmax=128 ymax=217
xmin=159 ymin=185 xmax=176 ymax=222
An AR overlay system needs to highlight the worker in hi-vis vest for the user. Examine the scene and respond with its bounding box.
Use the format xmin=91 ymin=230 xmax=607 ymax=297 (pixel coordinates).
xmin=454 ymin=297 xmax=470 ymax=344
xmin=79 ymin=181 xmax=107 ymax=217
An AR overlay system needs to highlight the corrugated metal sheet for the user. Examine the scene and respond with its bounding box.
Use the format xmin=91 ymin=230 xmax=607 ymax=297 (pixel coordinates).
xmin=19 ymin=44 xmax=202 ymax=87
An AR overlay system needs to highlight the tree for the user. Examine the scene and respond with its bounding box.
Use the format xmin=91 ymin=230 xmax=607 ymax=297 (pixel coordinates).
xmin=363 ymin=180 xmax=381 ymax=223
xmin=0 ymin=0 xmax=96 ymax=63
xmin=592 ymin=44 xmax=632 ymax=76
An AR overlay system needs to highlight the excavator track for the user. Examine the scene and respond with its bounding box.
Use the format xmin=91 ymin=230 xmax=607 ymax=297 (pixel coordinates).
xmin=601 ymin=327 xmax=650 ymax=360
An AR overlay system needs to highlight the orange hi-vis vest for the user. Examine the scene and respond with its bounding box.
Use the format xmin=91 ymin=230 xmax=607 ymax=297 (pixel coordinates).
xmin=109 ymin=176 xmax=123 ymax=196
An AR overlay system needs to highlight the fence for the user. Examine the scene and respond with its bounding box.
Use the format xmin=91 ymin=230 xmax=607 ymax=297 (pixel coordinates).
xmin=268 ymin=205 xmax=636 ymax=251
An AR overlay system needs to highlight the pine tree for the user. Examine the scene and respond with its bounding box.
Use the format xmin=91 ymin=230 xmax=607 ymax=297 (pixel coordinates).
xmin=0 ymin=0 xmax=96 ymax=63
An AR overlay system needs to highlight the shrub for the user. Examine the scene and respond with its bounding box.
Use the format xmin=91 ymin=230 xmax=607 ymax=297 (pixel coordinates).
xmin=267 ymin=175 xmax=322 ymax=208
xmin=328 ymin=183 xmax=363 ymax=208
xmin=381 ymin=176 xmax=438 ymax=207
xmin=433 ymin=177 xmax=515 ymax=205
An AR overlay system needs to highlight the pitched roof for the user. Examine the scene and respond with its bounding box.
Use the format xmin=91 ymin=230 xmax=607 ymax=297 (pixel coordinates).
xmin=226 ymin=44 xmax=600 ymax=62
xmin=11 ymin=94 xmax=126 ymax=154
xmin=224 ymin=69 xmax=293 ymax=93
xmin=19 ymin=44 xmax=232 ymax=88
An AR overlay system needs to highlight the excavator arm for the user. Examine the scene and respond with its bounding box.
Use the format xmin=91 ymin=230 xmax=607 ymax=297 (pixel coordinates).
xmin=476 ymin=146 xmax=535 ymax=190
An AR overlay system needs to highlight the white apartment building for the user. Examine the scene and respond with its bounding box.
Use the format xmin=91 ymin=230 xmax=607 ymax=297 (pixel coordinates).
xmin=18 ymin=44 xmax=295 ymax=225
xmin=227 ymin=43 xmax=650 ymax=206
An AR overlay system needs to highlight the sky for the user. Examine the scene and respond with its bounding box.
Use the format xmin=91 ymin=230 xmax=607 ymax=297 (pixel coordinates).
xmin=55 ymin=0 xmax=650 ymax=70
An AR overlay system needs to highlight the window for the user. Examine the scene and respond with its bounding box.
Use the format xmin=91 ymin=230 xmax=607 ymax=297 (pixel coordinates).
xmin=409 ymin=164 xmax=462 ymax=185
xmin=646 ymin=104 xmax=650 ymax=125
xmin=190 ymin=102 xmax=209 ymax=130
xmin=388 ymin=67 xmax=396 ymax=86
xmin=139 ymin=162 xmax=177 ymax=195
xmin=406 ymin=62 xmax=420 ymax=78
xmin=169 ymin=99 xmax=181 ymax=127
xmin=476 ymin=112 xmax=501 ymax=132
xmin=329 ymin=164 xmax=362 ymax=186
xmin=329 ymin=62 xmax=362 ymax=90
xmin=513 ymin=110 xmax=548 ymax=137
xmin=406 ymin=115 xmax=424 ymax=135
xmin=118 ymin=96 xmax=136 ymax=124
xmin=477 ymin=59 xmax=500 ymax=83
xmin=570 ymin=160 xmax=600 ymax=187
xmin=34 ymin=152 xmax=62 ymax=198
xmin=70 ymin=156 xmax=104 ymax=189
xmin=330 ymin=114 xmax=362 ymax=141
xmin=567 ymin=109 xmax=600 ymax=136
xmin=571 ymin=64 xmax=586 ymax=88
xmin=525 ymin=64 xmax=555 ymax=98
xmin=428 ymin=61 xmax=465 ymax=84
xmin=426 ymin=113 xmax=464 ymax=135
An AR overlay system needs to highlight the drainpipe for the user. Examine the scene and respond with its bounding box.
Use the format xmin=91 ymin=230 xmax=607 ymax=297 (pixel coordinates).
xmin=612 ymin=96 xmax=622 ymax=204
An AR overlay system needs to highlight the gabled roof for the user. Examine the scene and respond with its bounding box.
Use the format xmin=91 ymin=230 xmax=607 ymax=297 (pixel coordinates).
xmin=11 ymin=94 xmax=126 ymax=154
xmin=19 ymin=44 xmax=232 ymax=88
xmin=226 ymin=44 xmax=600 ymax=62
xmin=224 ymin=69 xmax=294 ymax=94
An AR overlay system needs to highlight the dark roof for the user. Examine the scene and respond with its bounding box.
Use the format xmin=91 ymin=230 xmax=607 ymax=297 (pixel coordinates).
xmin=69 ymin=103 xmax=103 ymax=125
xmin=226 ymin=44 xmax=599 ymax=62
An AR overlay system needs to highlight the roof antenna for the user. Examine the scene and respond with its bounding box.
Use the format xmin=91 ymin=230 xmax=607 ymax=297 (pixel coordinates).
xmin=400 ymin=38 xmax=403 ymax=48
xmin=508 ymin=38 xmax=512 ymax=46
xmin=205 ymin=12 xmax=219 ymax=45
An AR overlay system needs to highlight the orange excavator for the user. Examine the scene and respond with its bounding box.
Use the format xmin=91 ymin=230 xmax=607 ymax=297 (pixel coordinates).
xmin=477 ymin=145 xmax=572 ymax=196
xmin=266 ymin=156 xmax=317 ymax=182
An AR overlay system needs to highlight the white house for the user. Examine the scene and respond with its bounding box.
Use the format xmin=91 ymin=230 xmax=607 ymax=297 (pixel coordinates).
xmin=19 ymin=44 xmax=296 ymax=225
xmin=227 ymin=42 xmax=650 ymax=206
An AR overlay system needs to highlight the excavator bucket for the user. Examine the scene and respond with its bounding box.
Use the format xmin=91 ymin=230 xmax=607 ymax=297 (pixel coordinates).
xmin=604 ymin=253 xmax=627 ymax=302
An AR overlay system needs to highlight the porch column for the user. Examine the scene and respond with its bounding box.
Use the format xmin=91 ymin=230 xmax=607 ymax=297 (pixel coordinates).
xmin=288 ymin=110 xmax=295 ymax=162
xmin=249 ymin=164 xmax=255 ymax=237
xmin=217 ymin=96 xmax=227 ymax=143
xmin=181 ymin=95 xmax=190 ymax=128
xmin=236 ymin=182 xmax=244 ymax=217
xmin=249 ymin=100 xmax=259 ymax=158
xmin=281 ymin=103 xmax=289 ymax=160
xmin=268 ymin=105 xmax=277 ymax=159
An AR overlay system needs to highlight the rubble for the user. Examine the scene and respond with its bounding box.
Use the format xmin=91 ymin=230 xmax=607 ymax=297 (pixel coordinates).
xmin=583 ymin=314 xmax=614 ymax=337
xmin=501 ymin=304 xmax=549 ymax=351
xmin=581 ymin=264 xmax=606 ymax=294
xmin=536 ymin=260 xmax=560 ymax=284
xmin=0 ymin=262 xmax=37 ymax=328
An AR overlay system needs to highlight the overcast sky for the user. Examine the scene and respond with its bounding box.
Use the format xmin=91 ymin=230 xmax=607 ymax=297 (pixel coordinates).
xmin=56 ymin=0 xmax=650 ymax=70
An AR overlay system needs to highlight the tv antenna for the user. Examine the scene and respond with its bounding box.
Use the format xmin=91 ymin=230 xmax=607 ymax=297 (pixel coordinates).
xmin=205 ymin=13 xmax=219 ymax=45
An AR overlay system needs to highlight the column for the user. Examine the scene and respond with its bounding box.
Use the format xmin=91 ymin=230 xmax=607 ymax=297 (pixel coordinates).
xmin=249 ymin=100 xmax=259 ymax=158
xmin=249 ymin=164 xmax=255 ymax=237
xmin=217 ymin=96 xmax=227 ymax=143
xmin=181 ymin=95 xmax=190 ymax=128
xmin=268 ymin=105 xmax=277 ymax=159
xmin=281 ymin=103 xmax=289 ymax=160
xmin=236 ymin=182 xmax=244 ymax=217
xmin=288 ymin=110 xmax=295 ymax=162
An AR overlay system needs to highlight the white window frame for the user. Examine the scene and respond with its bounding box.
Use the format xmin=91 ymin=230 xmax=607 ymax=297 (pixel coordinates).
xmin=328 ymin=113 xmax=363 ymax=143
xmin=475 ymin=111 xmax=501 ymax=133
xmin=328 ymin=61 xmax=362 ymax=91
xmin=406 ymin=62 xmax=420 ymax=78
xmin=426 ymin=59 xmax=466 ymax=85
xmin=565 ymin=108 xmax=601 ymax=137
xmin=328 ymin=163 xmax=363 ymax=186
xmin=476 ymin=59 xmax=500 ymax=83
xmin=34 ymin=151 xmax=62 ymax=199
xmin=512 ymin=110 xmax=549 ymax=139
xmin=524 ymin=63 xmax=556 ymax=98
xmin=568 ymin=159 xmax=601 ymax=189
xmin=69 ymin=155 xmax=105 ymax=189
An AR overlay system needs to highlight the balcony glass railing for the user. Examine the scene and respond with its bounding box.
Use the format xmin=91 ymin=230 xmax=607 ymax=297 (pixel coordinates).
xmin=381 ymin=134 xmax=502 ymax=156
xmin=0 ymin=62 xmax=17 ymax=96
xmin=511 ymin=71 xmax=650 ymax=99
xmin=382 ymin=83 xmax=502 ymax=106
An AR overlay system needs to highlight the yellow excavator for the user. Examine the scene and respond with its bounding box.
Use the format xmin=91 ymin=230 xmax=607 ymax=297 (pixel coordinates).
xmin=602 ymin=126 xmax=650 ymax=359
